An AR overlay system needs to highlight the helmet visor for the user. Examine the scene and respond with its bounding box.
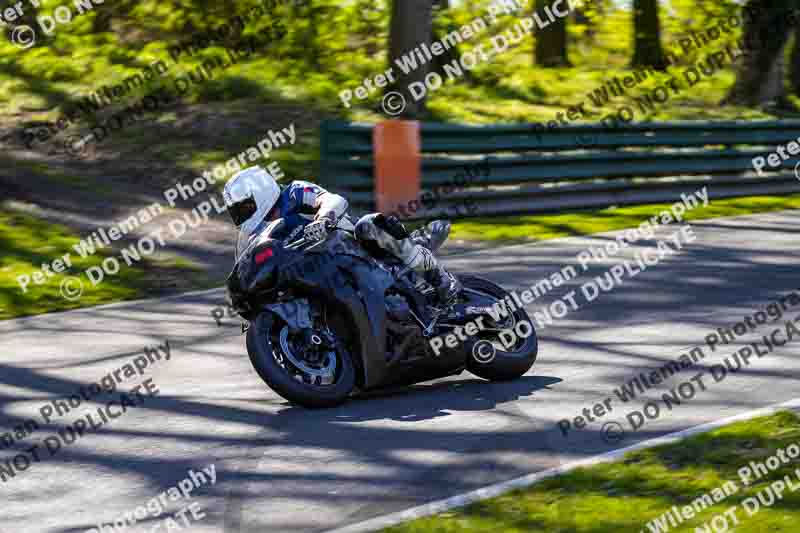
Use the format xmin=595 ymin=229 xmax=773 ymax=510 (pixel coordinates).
xmin=228 ymin=196 xmax=257 ymax=227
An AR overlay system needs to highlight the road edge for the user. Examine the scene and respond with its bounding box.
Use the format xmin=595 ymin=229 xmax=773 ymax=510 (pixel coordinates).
xmin=325 ymin=397 xmax=800 ymax=533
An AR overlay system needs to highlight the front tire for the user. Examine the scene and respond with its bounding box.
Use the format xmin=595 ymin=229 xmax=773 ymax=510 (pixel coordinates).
xmin=247 ymin=311 xmax=356 ymax=408
xmin=459 ymin=275 xmax=538 ymax=381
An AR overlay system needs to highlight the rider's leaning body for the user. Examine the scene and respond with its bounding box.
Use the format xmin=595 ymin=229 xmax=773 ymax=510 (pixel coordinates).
xmin=223 ymin=165 xmax=461 ymax=303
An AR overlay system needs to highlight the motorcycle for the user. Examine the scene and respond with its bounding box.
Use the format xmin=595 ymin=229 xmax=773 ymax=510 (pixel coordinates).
xmin=226 ymin=217 xmax=538 ymax=408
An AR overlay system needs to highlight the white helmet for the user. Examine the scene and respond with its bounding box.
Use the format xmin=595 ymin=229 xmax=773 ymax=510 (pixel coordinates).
xmin=223 ymin=166 xmax=281 ymax=241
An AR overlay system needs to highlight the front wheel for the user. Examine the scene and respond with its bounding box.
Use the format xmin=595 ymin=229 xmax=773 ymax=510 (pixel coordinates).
xmin=459 ymin=274 xmax=538 ymax=381
xmin=246 ymin=310 xmax=356 ymax=408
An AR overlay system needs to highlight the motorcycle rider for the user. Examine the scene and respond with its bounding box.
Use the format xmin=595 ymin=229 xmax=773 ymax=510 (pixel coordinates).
xmin=223 ymin=165 xmax=462 ymax=305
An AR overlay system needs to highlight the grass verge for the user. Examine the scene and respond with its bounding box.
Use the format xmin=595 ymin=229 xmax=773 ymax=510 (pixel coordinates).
xmin=0 ymin=207 xmax=217 ymax=320
xmin=450 ymin=193 xmax=800 ymax=243
xmin=384 ymin=411 xmax=800 ymax=533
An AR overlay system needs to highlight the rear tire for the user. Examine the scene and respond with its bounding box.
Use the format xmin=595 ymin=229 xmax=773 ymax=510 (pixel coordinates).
xmin=459 ymin=274 xmax=538 ymax=381
xmin=247 ymin=311 xmax=356 ymax=408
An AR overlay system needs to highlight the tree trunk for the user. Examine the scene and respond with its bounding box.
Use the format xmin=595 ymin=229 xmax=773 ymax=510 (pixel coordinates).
xmin=723 ymin=1 xmax=794 ymax=107
xmin=534 ymin=0 xmax=570 ymax=67
xmin=9 ymin=3 xmax=40 ymax=44
xmin=92 ymin=8 xmax=114 ymax=33
xmin=791 ymin=32 xmax=800 ymax=95
xmin=388 ymin=0 xmax=433 ymax=118
xmin=631 ymin=0 xmax=667 ymax=70
xmin=762 ymin=51 xmax=787 ymax=105
xmin=430 ymin=26 xmax=471 ymax=81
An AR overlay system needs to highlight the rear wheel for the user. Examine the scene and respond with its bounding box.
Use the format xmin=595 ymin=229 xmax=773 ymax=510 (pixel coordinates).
xmin=246 ymin=309 xmax=356 ymax=408
xmin=459 ymin=274 xmax=538 ymax=381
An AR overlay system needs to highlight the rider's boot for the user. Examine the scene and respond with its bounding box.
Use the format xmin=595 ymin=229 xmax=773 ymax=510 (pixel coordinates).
xmin=402 ymin=243 xmax=462 ymax=307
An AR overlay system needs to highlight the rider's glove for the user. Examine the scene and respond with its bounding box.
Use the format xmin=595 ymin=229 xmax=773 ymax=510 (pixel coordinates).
xmin=315 ymin=210 xmax=338 ymax=231
xmin=314 ymin=211 xmax=336 ymax=225
xmin=304 ymin=220 xmax=329 ymax=242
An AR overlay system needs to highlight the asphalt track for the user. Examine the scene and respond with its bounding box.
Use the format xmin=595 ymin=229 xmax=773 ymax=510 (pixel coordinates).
xmin=1 ymin=210 xmax=799 ymax=533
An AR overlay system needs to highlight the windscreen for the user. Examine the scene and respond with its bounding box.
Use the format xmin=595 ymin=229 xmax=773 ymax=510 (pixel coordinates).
xmin=235 ymin=218 xmax=287 ymax=262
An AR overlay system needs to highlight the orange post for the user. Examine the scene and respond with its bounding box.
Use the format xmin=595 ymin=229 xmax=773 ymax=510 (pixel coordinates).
xmin=373 ymin=120 xmax=421 ymax=214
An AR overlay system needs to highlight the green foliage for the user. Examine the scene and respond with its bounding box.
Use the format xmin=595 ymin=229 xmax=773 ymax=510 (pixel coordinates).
xmin=0 ymin=0 xmax=781 ymax=126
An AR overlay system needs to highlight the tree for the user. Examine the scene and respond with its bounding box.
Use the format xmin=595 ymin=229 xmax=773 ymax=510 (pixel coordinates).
xmin=631 ymin=0 xmax=667 ymax=70
xmin=5 ymin=2 xmax=41 ymax=45
xmin=723 ymin=1 xmax=796 ymax=108
xmin=91 ymin=7 xmax=114 ymax=33
xmin=387 ymin=0 xmax=433 ymax=118
xmin=791 ymin=31 xmax=800 ymax=95
xmin=534 ymin=0 xmax=570 ymax=67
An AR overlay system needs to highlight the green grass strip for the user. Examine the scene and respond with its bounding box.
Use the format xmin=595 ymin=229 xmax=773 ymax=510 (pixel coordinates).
xmin=0 ymin=207 xmax=211 ymax=320
xmin=450 ymin=193 xmax=800 ymax=243
xmin=385 ymin=411 xmax=800 ymax=533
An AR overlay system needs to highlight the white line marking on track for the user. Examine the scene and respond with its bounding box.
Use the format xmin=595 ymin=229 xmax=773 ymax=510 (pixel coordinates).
xmin=325 ymin=397 xmax=800 ymax=533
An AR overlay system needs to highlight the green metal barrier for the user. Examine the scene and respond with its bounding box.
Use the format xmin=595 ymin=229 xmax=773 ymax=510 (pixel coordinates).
xmin=319 ymin=120 xmax=800 ymax=218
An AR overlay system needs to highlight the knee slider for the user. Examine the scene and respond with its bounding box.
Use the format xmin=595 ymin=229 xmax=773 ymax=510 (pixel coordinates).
xmin=354 ymin=217 xmax=374 ymax=242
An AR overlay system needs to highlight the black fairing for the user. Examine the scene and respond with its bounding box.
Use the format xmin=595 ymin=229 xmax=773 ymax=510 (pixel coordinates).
xmin=227 ymin=224 xmax=398 ymax=388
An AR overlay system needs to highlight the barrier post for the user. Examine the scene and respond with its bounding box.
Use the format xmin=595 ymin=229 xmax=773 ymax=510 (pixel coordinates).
xmin=372 ymin=120 xmax=421 ymax=214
